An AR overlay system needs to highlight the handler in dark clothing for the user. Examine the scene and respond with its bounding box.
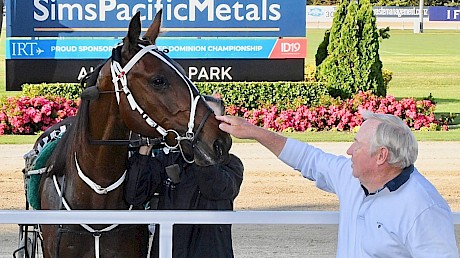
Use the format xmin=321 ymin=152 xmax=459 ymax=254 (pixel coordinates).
xmin=126 ymin=96 xmax=244 ymax=258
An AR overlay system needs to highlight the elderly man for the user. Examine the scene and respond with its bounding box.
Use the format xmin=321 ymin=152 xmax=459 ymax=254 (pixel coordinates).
xmin=216 ymin=110 xmax=458 ymax=258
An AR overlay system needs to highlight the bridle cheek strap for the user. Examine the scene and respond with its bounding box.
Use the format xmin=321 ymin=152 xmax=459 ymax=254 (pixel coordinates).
xmin=110 ymin=45 xmax=168 ymax=137
xmin=187 ymin=95 xmax=202 ymax=139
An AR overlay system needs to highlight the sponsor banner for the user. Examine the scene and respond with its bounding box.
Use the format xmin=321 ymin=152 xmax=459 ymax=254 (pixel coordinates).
xmin=6 ymin=0 xmax=306 ymax=37
xmin=269 ymin=38 xmax=307 ymax=59
xmin=372 ymin=6 xmax=428 ymax=18
xmin=6 ymin=38 xmax=306 ymax=60
xmin=429 ymin=7 xmax=460 ymax=21
xmin=306 ymin=6 xmax=428 ymax=22
xmin=6 ymin=59 xmax=305 ymax=91
xmin=306 ymin=6 xmax=336 ymax=21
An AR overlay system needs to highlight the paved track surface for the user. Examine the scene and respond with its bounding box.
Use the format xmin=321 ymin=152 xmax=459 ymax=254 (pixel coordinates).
xmin=1 ymin=143 xmax=459 ymax=257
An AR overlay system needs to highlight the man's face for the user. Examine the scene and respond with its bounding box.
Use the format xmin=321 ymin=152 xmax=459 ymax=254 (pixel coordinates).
xmin=346 ymin=119 xmax=380 ymax=181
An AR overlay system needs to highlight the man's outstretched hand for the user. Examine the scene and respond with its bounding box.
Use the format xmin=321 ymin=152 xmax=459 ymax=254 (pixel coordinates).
xmin=216 ymin=115 xmax=287 ymax=157
xmin=215 ymin=115 xmax=256 ymax=140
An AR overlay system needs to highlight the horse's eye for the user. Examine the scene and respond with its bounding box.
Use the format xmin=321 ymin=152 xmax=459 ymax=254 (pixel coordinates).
xmin=150 ymin=76 xmax=168 ymax=89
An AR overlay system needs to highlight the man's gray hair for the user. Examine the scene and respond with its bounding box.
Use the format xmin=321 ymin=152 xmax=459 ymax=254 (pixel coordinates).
xmin=362 ymin=110 xmax=418 ymax=169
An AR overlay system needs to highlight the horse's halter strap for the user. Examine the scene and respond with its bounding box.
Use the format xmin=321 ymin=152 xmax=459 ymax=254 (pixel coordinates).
xmin=52 ymin=173 xmax=133 ymax=258
xmin=74 ymin=153 xmax=126 ymax=195
xmin=110 ymin=43 xmax=207 ymax=163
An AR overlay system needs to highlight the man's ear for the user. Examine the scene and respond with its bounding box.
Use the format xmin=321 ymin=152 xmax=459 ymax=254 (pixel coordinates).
xmin=376 ymin=147 xmax=389 ymax=165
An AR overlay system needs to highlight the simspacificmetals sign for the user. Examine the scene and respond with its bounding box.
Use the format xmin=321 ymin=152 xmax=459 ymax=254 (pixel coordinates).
xmin=5 ymin=0 xmax=307 ymax=91
xmin=7 ymin=0 xmax=305 ymax=37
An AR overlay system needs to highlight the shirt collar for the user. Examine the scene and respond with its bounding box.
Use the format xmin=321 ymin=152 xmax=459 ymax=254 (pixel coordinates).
xmin=362 ymin=164 xmax=415 ymax=196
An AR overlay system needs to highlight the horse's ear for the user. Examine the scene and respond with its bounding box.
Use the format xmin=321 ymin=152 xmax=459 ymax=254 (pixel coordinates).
xmin=144 ymin=10 xmax=162 ymax=44
xmin=126 ymin=12 xmax=142 ymax=47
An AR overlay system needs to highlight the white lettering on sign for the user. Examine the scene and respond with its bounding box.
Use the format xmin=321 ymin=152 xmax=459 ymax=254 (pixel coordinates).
xmin=188 ymin=66 xmax=232 ymax=80
xmin=207 ymin=45 xmax=263 ymax=52
xmin=446 ymin=10 xmax=460 ymax=20
xmin=11 ymin=42 xmax=39 ymax=56
xmin=77 ymin=66 xmax=95 ymax=81
xmin=51 ymin=45 xmax=78 ymax=52
xmin=33 ymin=0 xmax=281 ymax=22
xmin=281 ymin=42 xmax=301 ymax=53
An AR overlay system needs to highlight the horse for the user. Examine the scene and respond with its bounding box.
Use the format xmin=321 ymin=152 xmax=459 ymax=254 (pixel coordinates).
xmin=34 ymin=10 xmax=232 ymax=258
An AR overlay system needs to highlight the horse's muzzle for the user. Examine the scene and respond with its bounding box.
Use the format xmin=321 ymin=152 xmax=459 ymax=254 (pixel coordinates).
xmin=193 ymin=133 xmax=232 ymax=166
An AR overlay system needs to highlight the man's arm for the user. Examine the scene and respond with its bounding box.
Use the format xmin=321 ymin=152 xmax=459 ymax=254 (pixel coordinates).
xmin=407 ymin=206 xmax=459 ymax=257
xmin=216 ymin=115 xmax=287 ymax=157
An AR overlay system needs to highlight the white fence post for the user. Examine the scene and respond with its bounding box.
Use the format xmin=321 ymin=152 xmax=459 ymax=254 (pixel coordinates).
xmin=160 ymin=222 xmax=174 ymax=258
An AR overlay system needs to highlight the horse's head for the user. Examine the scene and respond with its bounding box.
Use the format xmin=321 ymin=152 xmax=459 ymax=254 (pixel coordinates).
xmin=98 ymin=11 xmax=231 ymax=166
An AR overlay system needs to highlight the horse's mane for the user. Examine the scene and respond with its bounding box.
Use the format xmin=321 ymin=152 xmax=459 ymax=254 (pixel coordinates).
xmin=45 ymin=100 xmax=90 ymax=177
xmin=45 ymin=62 xmax=106 ymax=177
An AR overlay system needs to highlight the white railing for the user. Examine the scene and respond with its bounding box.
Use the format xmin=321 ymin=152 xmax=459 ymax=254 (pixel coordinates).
xmin=1 ymin=210 xmax=459 ymax=258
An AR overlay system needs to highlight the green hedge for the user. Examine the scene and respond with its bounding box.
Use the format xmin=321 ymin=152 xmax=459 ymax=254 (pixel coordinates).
xmin=197 ymin=81 xmax=328 ymax=110
xmin=22 ymin=83 xmax=82 ymax=100
xmin=21 ymin=81 xmax=329 ymax=110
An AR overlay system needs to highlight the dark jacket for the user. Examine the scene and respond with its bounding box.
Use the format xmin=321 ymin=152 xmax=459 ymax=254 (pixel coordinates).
xmin=127 ymin=151 xmax=244 ymax=258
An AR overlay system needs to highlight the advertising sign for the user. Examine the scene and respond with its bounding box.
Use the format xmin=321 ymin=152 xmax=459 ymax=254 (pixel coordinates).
xmin=306 ymin=6 xmax=428 ymax=23
xmin=6 ymin=59 xmax=305 ymax=91
xmin=5 ymin=0 xmax=307 ymax=90
xmin=6 ymin=38 xmax=307 ymax=60
xmin=429 ymin=6 xmax=460 ymax=21
xmin=372 ymin=6 xmax=428 ymax=18
xmin=7 ymin=0 xmax=306 ymax=37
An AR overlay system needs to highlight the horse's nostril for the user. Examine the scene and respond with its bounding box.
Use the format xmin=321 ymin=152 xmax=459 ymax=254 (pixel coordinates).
xmin=214 ymin=140 xmax=223 ymax=159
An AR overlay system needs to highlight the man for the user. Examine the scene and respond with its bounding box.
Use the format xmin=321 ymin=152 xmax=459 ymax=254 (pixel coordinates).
xmin=126 ymin=95 xmax=244 ymax=258
xmin=216 ymin=110 xmax=458 ymax=257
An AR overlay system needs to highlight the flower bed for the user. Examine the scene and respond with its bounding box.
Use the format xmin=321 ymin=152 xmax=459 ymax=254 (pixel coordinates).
xmin=0 ymin=91 xmax=447 ymax=135
xmin=227 ymin=91 xmax=446 ymax=132
xmin=0 ymin=96 xmax=78 ymax=135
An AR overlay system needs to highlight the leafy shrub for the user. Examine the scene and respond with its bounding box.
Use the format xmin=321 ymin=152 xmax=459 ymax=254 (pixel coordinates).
xmin=316 ymin=0 xmax=386 ymax=99
xmin=22 ymin=81 xmax=329 ymax=111
xmin=196 ymin=81 xmax=328 ymax=110
xmin=382 ymin=68 xmax=393 ymax=89
xmin=304 ymin=65 xmax=317 ymax=82
xmin=22 ymin=83 xmax=82 ymax=100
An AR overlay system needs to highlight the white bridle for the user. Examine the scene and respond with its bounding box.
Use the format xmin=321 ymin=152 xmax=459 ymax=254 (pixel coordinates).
xmin=110 ymin=43 xmax=203 ymax=162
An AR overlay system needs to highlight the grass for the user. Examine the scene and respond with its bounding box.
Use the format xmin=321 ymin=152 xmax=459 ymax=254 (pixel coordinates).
xmin=307 ymin=29 xmax=460 ymax=126
xmin=2 ymin=128 xmax=460 ymax=145
xmin=1 ymin=26 xmax=460 ymax=142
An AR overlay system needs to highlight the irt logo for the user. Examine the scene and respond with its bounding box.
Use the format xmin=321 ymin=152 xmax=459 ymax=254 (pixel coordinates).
xmin=281 ymin=42 xmax=301 ymax=53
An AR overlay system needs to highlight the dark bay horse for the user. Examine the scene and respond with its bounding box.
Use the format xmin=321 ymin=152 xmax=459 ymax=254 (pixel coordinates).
xmin=37 ymin=10 xmax=232 ymax=258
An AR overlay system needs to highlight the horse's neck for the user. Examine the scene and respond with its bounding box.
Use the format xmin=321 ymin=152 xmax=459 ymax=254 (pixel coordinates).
xmin=75 ymin=99 xmax=129 ymax=183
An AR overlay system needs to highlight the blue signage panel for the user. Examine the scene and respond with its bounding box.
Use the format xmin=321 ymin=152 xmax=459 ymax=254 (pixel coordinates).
xmin=6 ymin=0 xmax=306 ymax=37
xmin=429 ymin=6 xmax=460 ymax=21
xmin=6 ymin=38 xmax=307 ymax=59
